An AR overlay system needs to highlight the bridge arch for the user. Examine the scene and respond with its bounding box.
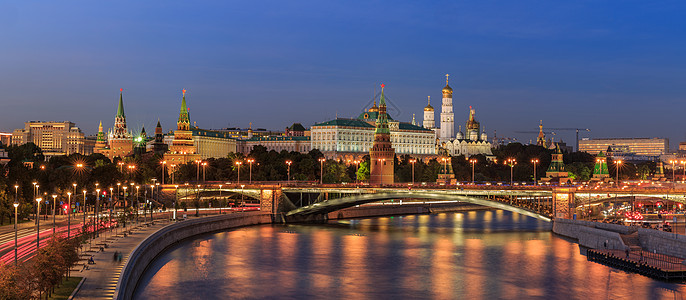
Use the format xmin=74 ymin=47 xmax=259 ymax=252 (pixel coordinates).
xmin=286 ymin=192 xmax=551 ymax=222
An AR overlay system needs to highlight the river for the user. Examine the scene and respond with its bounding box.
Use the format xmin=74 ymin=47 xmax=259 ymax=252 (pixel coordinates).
xmin=135 ymin=210 xmax=686 ymax=299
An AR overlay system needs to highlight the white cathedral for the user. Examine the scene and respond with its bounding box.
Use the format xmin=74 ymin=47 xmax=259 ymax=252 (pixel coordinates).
xmin=423 ymin=75 xmax=493 ymax=157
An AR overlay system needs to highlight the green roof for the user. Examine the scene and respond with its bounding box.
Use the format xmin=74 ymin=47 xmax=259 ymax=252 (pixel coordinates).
xmin=191 ymin=128 xmax=236 ymax=139
xmin=313 ymin=118 xmax=375 ymax=128
xmin=246 ymin=136 xmax=310 ymax=142
xmin=399 ymin=123 xmax=433 ymax=132
xmin=288 ymin=123 xmax=306 ymax=131
xmin=116 ymin=91 xmax=125 ymax=118
xmin=179 ymin=93 xmax=190 ymax=125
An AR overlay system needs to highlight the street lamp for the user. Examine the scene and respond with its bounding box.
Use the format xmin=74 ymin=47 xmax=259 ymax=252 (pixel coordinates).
xmin=470 ymin=158 xmax=478 ymax=184
xmin=67 ymin=192 xmax=72 ymax=238
xmin=195 ymin=160 xmax=202 ymax=183
xmin=319 ymin=158 xmax=326 ymax=184
xmin=506 ymin=158 xmax=517 ymax=186
xmin=82 ymin=190 xmax=87 ymax=234
xmin=95 ymin=189 xmax=100 ymax=237
xmin=160 ymin=160 xmax=167 ymax=185
xmin=136 ymin=185 xmax=140 ymax=224
xmin=13 ymin=185 xmax=19 ymax=266
xmin=218 ymin=184 xmax=223 ymax=215
xmin=32 ymin=182 xmax=37 ymax=224
xmin=615 ymin=160 xmax=623 ymax=187
xmin=353 ymin=160 xmax=360 ymax=184
xmin=247 ymin=158 xmax=255 ymax=183
xmin=235 ymin=161 xmax=242 ymax=184
xmin=241 ymin=184 xmax=245 ymax=211
xmin=202 ymin=162 xmax=207 ymax=182
xmin=681 ymin=160 xmax=686 ymax=182
xmin=669 ymin=159 xmax=677 ymax=182
xmin=174 ymin=185 xmax=179 ymax=221
xmin=409 ymin=159 xmax=417 ymax=185
xmin=286 ymin=160 xmax=292 ymax=182
xmin=531 ymin=158 xmax=539 ymax=185
xmin=118 ymin=161 xmax=124 ymax=173
xmin=441 ymin=157 xmax=447 ymax=175
xmin=51 ymin=194 xmax=57 ymax=234
xmin=35 ymin=197 xmax=42 ymax=251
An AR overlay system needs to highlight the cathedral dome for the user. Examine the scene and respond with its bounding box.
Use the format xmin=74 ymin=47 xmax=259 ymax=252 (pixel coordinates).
xmin=424 ymin=103 xmax=434 ymax=111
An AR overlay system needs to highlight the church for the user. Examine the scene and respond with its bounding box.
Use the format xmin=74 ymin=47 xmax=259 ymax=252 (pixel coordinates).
xmin=422 ymin=75 xmax=493 ymax=157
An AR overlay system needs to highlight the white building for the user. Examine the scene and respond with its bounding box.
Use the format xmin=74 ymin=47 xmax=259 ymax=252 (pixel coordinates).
xmin=311 ymin=104 xmax=436 ymax=161
xmin=424 ymin=75 xmax=493 ymax=157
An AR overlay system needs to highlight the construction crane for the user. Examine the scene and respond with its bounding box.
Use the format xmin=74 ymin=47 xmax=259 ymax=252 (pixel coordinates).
xmin=547 ymin=128 xmax=590 ymax=152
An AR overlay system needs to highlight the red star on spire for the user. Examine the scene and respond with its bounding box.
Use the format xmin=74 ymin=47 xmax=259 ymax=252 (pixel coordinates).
xmin=182 ymin=89 xmax=186 ymax=95
xmin=380 ymin=83 xmax=385 ymax=88
xmin=120 ymin=88 xmax=123 ymax=92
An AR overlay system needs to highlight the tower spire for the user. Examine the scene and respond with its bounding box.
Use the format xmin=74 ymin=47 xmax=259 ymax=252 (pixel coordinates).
xmin=427 ymin=95 xmax=430 ymax=105
xmin=178 ymin=89 xmax=190 ymax=130
xmin=445 ymin=74 xmax=449 ymax=85
xmin=116 ymin=88 xmax=125 ymax=118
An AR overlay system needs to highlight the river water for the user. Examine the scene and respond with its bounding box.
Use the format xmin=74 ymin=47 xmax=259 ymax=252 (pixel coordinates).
xmin=135 ymin=210 xmax=686 ymax=299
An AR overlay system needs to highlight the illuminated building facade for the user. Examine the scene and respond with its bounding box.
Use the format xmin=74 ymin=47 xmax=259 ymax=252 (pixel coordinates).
xmin=579 ymin=138 xmax=669 ymax=157
xmin=12 ymin=121 xmax=90 ymax=158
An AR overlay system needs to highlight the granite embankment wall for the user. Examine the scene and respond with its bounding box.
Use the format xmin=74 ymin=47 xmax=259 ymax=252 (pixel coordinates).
xmin=114 ymin=212 xmax=272 ymax=300
xmin=638 ymin=228 xmax=686 ymax=258
xmin=553 ymin=219 xmax=628 ymax=250
xmin=554 ymin=219 xmax=686 ymax=259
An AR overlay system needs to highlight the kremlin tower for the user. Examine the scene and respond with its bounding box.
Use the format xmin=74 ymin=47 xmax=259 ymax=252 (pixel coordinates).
xmin=369 ymin=84 xmax=395 ymax=185
xmin=164 ymin=89 xmax=200 ymax=166
xmin=94 ymin=121 xmax=107 ymax=152
xmin=439 ymin=74 xmax=455 ymax=141
xmin=95 ymin=89 xmax=133 ymax=160
xmin=152 ymin=120 xmax=168 ymax=155
xmin=422 ymin=96 xmax=435 ymax=129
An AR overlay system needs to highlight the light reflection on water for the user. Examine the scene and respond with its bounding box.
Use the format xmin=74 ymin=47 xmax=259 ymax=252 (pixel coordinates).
xmin=135 ymin=211 xmax=686 ymax=299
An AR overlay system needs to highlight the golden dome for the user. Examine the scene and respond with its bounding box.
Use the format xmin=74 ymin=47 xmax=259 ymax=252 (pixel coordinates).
xmin=442 ymin=74 xmax=453 ymax=94
xmin=424 ymin=95 xmax=433 ymax=111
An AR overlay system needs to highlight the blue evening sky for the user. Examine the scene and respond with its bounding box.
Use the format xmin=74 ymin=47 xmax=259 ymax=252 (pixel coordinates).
xmin=1 ymin=1 xmax=685 ymax=148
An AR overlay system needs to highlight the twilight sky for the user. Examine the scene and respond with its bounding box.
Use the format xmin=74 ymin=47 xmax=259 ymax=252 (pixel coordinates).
xmin=1 ymin=1 xmax=685 ymax=149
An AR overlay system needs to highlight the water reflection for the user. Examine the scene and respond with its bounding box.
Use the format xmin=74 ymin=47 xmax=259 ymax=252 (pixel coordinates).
xmin=136 ymin=210 xmax=685 ymax=299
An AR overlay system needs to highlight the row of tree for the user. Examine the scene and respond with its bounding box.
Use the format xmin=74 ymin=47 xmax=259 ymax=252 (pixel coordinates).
xmin=0 ymin=234 xmax=84 ymax=299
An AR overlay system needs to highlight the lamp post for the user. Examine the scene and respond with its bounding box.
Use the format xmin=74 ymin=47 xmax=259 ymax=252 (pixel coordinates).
xmin=160 ymin=160 xmax=166 ymax=185
xmin=441 ymin=157 xmax=447 ymax=175
xmin=409 ymin=159 xmax=417 ymax=185
xmin=95 ymin=189 xmax=100 ymax=237
xmin=202 ymin=162 xmax=207 ymax=182
xmin=136 ymin=185 xmax=140 ymax=224
xmin=319 ymin=158 xmax=325 ymax=184
xmin=470 ymin=158 xmax=478 ymax=184
xmin=82 ymin=190 xmax=87 ymax=234
xmin=170 ymin=164 xmax=176 ymax=184
xmin=247 ymin=158 xmax=254 ymax=183
xmin=353 ymin=160 xmax=360 ymax=184
xmin=681 ymin=160 xmax=686 ymax=182
xmin=669 ymin=159 xmax=677 ymax=182
xmin=235 ymin=161 xmax=242 ymax=185
xmin=615 ymin=160 xmax=622 ymax=187
xmin=36 ymin=197 xmax=41 ymax=251
xmin=32 ymin=182 xmax=37 ymax=224
xmin=118 ymin=161 xmax=124 ymax=173
xmin=531 ymin=159 xmax=539 ymax=185
xmin=286 ymin=160 xmax=292 ymax=182
xmin=13 ymin=185 xmax=19 ymax=266
xmin=67 ymin=192 xmax=72 ymax=237
xmin=506 ymin=158 xmax=517 ymax=186
xmin=174 ymin=185 xmax=179 ymax=221
xmin=241 ymin=184 xmax=245 ymax=212
xmin=195 ymin=160 xmax=201 ymax=183
xmin=51 ymin=194 xmax=57 ymax=234
xmin=218 ymin=184 xmax=223 ymax=215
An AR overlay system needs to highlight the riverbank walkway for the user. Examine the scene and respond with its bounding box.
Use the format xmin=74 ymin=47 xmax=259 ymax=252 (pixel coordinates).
xmin=588 ymin=249 xmax=686 ymax=281
xmin=72 ymin=221 xmax=170 ymax=300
